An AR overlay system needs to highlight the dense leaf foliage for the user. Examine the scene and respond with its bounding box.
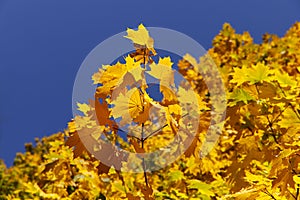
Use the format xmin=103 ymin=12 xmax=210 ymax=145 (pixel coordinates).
xmin=1 ymin=22 xmax=300 ymax=199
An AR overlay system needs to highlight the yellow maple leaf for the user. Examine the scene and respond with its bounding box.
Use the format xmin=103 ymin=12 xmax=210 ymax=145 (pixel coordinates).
xmin=124 ymin=24 xmax=154 ymax=49
xmin=73 ymin=115 xmax=96 ymax=130
xmin=147 ymin=56 xmax=174 ymax=87
xmin=247 ymin=63 xmax=274 ymax=84
xmin=177 ymin=86 xmax=198 ymax=105
xmin=177 ymin=86 xmax=205 ymax=114
xmin=278 ymin=107 xmax=300 ymax=129
xmin=77 ymin=102 xmax=91 ymax=116
xmin=93 ymin=56 xmax=142 ymax=97
xmin=160 ymin=85 xmax=178 ymax=106
xmin=111 ymin=88 xmax=152 ymax=125
xmin=158 ymin=56 xmax=173 ymax=67
xmin=274 ymin=70 xmax=297 ymax=88
xmin=230 ymin=65 xmax=250 ymax=86
xmin=124 ymin=55 xmax=141 ymax=71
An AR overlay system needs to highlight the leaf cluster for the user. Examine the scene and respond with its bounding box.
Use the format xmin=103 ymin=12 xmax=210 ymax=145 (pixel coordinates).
xmin=1 ymin=22 xmax=300 ymax=199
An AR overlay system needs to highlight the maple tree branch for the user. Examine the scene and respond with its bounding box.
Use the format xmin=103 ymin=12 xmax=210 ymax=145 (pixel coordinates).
xmin=143 ymin=47 xmax=147 ymax=68
xmin=288 ymin=159 xmax=298 ymax=175
xmin=117 ymin=171 xmax=128 ymax=194
xmin=141 ymin=47 xmax=148 ymax=187
xmin=276 ymin=82 xmax=300 ymax=120
xmin=288 ymin=103 xmax=300 ymax=121
xmin=255 ymin=83 xmax=279 ymax=143
xmin=142 ymin=124 xmax=168 ymax=141
xmin=290 ymin=190 xmax=297 ymax=200
xmin=114 ymin=127 xmax=142 ymax=141
xmin=287 ymin=188 xmax=296 ymax=199
xmin=271 ymin=103 xmax=289 ymax=124
xmin=141 ymin=123 xmax=149 ymax=186
xmin=266 ymin=115 xmax=278 ymax=144
xmin=262 ymin=188 xmax=277 ymax=200
xmin=143 ymin=113 xmax=189 ymax=141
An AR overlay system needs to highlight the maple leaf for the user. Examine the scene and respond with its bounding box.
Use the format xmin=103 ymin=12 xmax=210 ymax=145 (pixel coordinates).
xmin=77 ymin=102 xmax=91 ymax=116
xmin=246 ymin=63 xmax=274 ymax=84
xmin=278 ymin=107 xmax=300 ymax=129
xmin=157 ymin=56 xmax=173 ymax=67
xmin=274 ymin=70 xmax=297 ymax=88
xmin=110 ymin=88 xmax=153 ymax=125
xmin=159 ymin=85 xmax=178 ymax=106
xmin=231 ymin=63 xmax=274 ymax=86
xmin=230 ymin=65 xmax=250 ymax=86
xmin=228 ymin=88 xmax=255 ymax=106
xmin=187 ymin=179 xmax=215 ymax=197
xmin=168 ymin=170 xmax=185 ymax=182
xmin=124 ymin=24 xmax=154 ymax=49
xmin=147 ymin=57 xmax=175 ymax=87
xmin=124 ymin=24 xmax=157 ymax=63
xmin=124 ymin=55 xmax=142 ymax=71
xmin=112 ymin=62 xmax=145 ymax=100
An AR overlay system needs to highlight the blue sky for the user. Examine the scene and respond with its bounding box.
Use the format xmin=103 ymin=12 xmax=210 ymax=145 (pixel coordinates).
xmin=0 ymin=0 xmax=299 ymax=166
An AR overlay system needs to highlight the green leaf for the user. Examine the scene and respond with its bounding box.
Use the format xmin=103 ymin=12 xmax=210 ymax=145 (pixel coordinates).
xmin=246 ymin=63 xmax=274 ymax=84
xmin=168 ymin=170 xmax=185 ymax=182
xmin=275 ymin=70 xmax=297 ymax=88
xmin=187 ymin=180 xmax=215 ymax=197
xmin=229 ymin=88 xmax=255 ymax=106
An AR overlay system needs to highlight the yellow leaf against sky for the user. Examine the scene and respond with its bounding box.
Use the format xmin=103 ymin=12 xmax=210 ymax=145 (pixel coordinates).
xmin=92 ymin=56 xmax=139 ymax=86
xmin=124 ymin=55 xmax=141 ymax=71
xmin=93 ymin=56 xmax=143 ymax=97
xmin=124 ymin=24 xmax=154 ymax=49
xmin=147 ymin=56 xmax=174 ymax=87
xmin=158 ymin=56 xmax=173 ymax=67
xmin=121 ymin=57 xmax=144 ymax=85
xmin=77 ymin=102 xmax=91 ymax=116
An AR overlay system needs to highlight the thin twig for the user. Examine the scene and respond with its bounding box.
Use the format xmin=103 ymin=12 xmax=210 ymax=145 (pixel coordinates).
xmin=143 ymin=113 xmax=189 ymax=141
xmin=262 ymin=188 xmax=277 ymax=200
xmin=287 ymin=188 xmax=296 ymax=199
xmin=276 ymin=82 xmax=300 ymax=120
xmin=141 ymin=123 xmax=149 ymax=186
xmin=266 ymin=115 xmax=278 ymax=144
xmin=113 ymin=127 xmax=141 ymax=141
xmin=141 ymin=47 xmax=148 ymax=187
xmin=271 ymin=104 xmax=289 ymax=124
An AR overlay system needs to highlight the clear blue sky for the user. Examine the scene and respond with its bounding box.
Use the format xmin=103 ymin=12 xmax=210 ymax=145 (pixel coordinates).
xmin=0 ymin=0 xmax=299 ymax=166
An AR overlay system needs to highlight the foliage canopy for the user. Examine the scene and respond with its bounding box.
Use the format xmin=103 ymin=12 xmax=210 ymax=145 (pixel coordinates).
xmin=1 ymin=22 xmax=300 ymax=199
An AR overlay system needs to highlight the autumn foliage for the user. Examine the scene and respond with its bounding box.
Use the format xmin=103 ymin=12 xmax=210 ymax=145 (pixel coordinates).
xmin=1 ymin=22 xmax=300 ymax=199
